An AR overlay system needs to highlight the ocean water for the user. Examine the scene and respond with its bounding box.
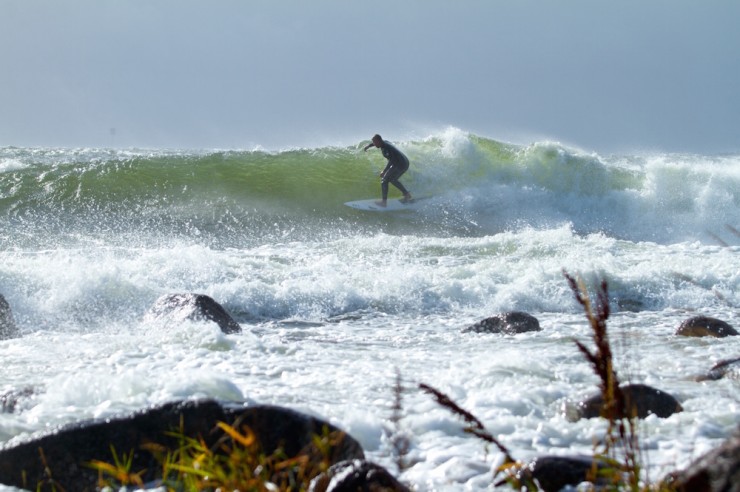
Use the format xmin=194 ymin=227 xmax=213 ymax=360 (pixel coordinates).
xmin=0 ymin=128 xmax=739 ymax=490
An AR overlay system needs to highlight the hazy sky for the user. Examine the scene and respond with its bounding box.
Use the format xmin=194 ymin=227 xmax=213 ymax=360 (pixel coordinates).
xmin=2 ymin=0 xmax=739 ymax=153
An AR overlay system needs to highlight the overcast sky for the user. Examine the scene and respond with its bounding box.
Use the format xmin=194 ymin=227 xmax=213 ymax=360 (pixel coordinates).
xmin=1 ymin=0 xmax=739 ymax=153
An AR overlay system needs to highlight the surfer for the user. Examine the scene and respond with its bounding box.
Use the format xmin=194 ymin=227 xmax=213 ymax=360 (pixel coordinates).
xmin=363 ymin=134 xmax=412 ymax=207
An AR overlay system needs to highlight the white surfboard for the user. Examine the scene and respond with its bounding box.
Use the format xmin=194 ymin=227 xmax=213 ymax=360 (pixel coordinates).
xmin=344 ymin=198 xmax=422 ymax=212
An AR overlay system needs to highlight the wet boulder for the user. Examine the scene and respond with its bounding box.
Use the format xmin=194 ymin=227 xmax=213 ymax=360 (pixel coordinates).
xmin=0 ymin=294 xmax=18 ymax=340
xmin=571 ymin=383 xmax=683 ymax=420
xmin=309 ymin=459 xmax=410 ymax=492
xmin=0 ymin=399 xmax=364 ymax=490
xmin=512 ymin=455 xmax=608 ymax=492
xmin=675 ymin=316 xmax=737 ymax=338
xmin=0 ymin=386 xmax=36 ymax=414
xmin=463 ymin=311 xmax=541 ymax=334
xmin=695 ymin=356 xmax=740 ymax=382
xmin=663 ymin=427 xmax=740 ymax=491
xmin=145 ymin=293 xmax=242 ymax=334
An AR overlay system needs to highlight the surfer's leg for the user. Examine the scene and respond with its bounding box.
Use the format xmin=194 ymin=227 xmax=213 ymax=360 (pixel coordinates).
xmin=391 ymin=179 xmax=409 ymax=196
xmin=381 ymin=180 xmax=390 ymax=201
xmin=386 ymin=167 xmax=411 ymax=201
xmin=383 ymin=166 xmax=411 ymax=201
xmin=376 ymin=179 xmax=389 ymax=206
xmin=392 ymin=180 xmax=412 ymax=203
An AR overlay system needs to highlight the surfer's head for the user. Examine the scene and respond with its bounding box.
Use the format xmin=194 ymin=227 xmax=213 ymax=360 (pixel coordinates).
xmin=372 ymin=134 xmax=383 ymax=147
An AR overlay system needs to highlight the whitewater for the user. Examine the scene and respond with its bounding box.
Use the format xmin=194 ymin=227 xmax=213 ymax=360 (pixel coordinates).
xmin=0 ymin=128 xmax=738 ymax=490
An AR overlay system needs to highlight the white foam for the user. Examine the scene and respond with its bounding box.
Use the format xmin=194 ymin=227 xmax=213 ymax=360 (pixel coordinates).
xmin=1 ymin=145 xmax=739 ymax=490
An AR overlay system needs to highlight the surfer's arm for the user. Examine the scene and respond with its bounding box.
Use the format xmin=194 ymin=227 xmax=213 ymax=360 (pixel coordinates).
xmin=379 ymin=162 xmax=392 ymax=177
xmin=363 ymin=142 xmax=376 ymax=152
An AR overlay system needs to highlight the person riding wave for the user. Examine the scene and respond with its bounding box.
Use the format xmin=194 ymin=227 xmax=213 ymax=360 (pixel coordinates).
xmin=363 ymin=134 xmax=413 ymax=207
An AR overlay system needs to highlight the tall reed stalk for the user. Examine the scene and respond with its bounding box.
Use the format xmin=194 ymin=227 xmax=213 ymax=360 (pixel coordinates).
xmin=564 ymin=270 xmax=642 ymax=489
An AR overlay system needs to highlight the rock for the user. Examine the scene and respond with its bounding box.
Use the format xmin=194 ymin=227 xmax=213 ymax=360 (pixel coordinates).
xmin=512 ymin=455 xmax=607 ymax=492
xmin=309 ymin=459 xmax=410 ymax=492
xmin=0 ymin=399 xmax=364 ymax=490
xmin=695 ymin=356 xmax=740 ymax=382
xmin=616 ymin=297 xmax=644 ymax=312
xmin=573 ymin=383 xmax=683 ymax=420
xmin=675 ymin=316 xmax=737 ymax=338
xmin=145 ymin=293 xmax=242 ymax=334
xmin=0 ymin=386 xmax=36 ymax=414
xmin=463 ymin=311 xmax=541 ymax=334
xmin=0 ymin=294 xmax=18 ymax=340
xmin=663 ymin=427 xmax=740 ymax=491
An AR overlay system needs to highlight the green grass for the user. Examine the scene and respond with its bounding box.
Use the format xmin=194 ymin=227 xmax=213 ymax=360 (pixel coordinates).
xmin=88 ymin=420 xmax=341 ymax=491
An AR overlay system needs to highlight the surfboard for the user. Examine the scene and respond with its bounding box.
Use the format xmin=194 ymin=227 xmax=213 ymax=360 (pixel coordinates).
xmin=344 ymin=198 xmax=421 ymax=212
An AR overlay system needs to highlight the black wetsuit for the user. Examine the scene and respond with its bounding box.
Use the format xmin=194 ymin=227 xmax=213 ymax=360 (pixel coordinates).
xmin=379 ymin=141 xmax=410 ymax=200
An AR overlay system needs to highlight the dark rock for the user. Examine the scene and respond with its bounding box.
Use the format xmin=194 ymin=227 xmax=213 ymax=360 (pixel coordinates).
xmin=145 ymin=293 xmax=242 ymax=334
xmin=663 ymin=427 xmax=740 ymax=492
xmin=0 ymin=294 xmax=18 ymax=340
xmin=0 ymin=386 xmax=36 ymax=413
xmin=309 ymin=459 xmax=410 ymax=492
xmin=0 ymin=399 xmax=364 ymax=490
xmin=616 ymin=297 xmax=644 ymax=312
xmin=573 ymin=383 xmax=683 ymax=420
xmin=463 ymin=311 xmax=541 ymax=334
xmin=675 ymin=316 xmax=737 ymax=338
xmin=513 ymin=455 xmax=607 ymax=492
xmin=696 ymin=356 xmax=740 ymax=382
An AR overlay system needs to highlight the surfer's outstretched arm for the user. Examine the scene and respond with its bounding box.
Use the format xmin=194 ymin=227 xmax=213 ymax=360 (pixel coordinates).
xmin=363 ymin=134 xmax=383 ymax=152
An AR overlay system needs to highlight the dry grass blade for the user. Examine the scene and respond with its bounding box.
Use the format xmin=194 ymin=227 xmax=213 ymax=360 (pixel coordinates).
xmin=564 ymin=270 xmax=645 ymax=490
xmin=387 ymin=369 xmax=412 ymax=473
xmin=216 ymin=421 xmax=256 ymax=448
xmin=36 ymin=447 xmax=67 ymax=492
xmin=564 ymin=271 xmax=622 ymax=421
xmin=419 ymin=382 xmax=515 ymax=464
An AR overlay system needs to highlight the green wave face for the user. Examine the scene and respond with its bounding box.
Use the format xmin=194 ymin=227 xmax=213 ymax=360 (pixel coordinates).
xmin=0 ymin=137 xmax=639 ymax=214
xmin=1 ymin=131 xmax=736 ymax=248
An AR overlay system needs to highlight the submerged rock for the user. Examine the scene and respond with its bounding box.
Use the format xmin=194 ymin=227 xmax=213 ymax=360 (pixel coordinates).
xmin=0 ymin=386 xmax=36 ymax=414
xmin=0 ymin=399 xmax=364 ymax=490
xmin=145 ymin=293 xmax=242 ymax=334
xmin=514 ymin=455 xmax=607 ymax=492
xmin=309 ymin=459 xmax=410 ymax=492
xmin=571 ymin=383 xmax=683 ymax=420
xmin=0 ymin=294 xmax=18 ymax=340
xmin=463 ymin=311 xmax=541 ymax=334
xmin=675 ymin=316 xmax=737 ymax=338
xmin=695 ymin=356 xmax=740 ymax=381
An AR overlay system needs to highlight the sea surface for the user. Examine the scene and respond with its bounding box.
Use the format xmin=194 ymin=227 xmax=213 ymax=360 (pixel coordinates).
xmin=1 ymin=128 xmax=739 ymax=490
